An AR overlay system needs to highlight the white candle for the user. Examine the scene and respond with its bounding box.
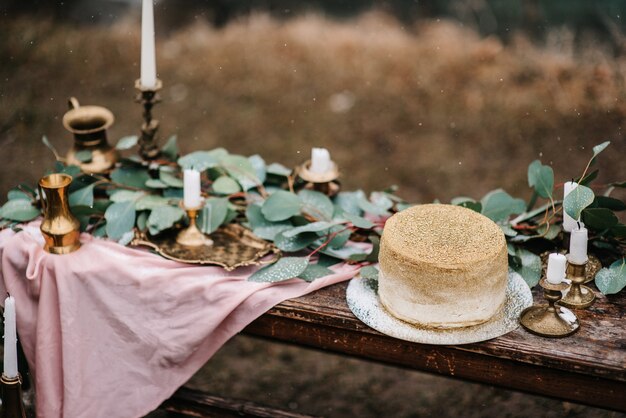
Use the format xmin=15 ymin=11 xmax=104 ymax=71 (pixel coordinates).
xmin=140 ymin=0 xmax=157 ymax=89
xmin=546 ymin=253 xmax=567 ymax=284
xmin=310 ymin=148 xmax=332 ymax=174
xmin=563 ymin=181 xmax=579 ymax=232
xmin=183 ymin=169 xmax=202 ymax=209
xmin=3 ymin=296 xmax=18 ymax=378
xmin=568 ymin=224 xmax=588 ymax=265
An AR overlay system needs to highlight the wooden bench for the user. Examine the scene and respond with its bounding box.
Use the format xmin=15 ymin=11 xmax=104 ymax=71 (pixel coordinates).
xmin=162 ymin=281 xmax=626 ymax=416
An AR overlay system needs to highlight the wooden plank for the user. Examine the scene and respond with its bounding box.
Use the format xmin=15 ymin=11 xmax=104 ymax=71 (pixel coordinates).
xmin=161 ymin=386 xmax=318 ymax=418
xmin=243 ymin=281 xmax=626 ymax=412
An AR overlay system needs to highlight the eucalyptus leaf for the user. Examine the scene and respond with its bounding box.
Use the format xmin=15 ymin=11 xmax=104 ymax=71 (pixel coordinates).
xmin=0 ymin=199 xmax=40 ymax=222
xmin=480 ymin=189 xmax=526 ymax=223
xmin=274 ymin=230 xmax=319 ymax=252
xmin=110 ymin=190 xmax=144 ymax=203
xmin=360 ymin=265 xmax=379 ymax=280
xmin=358 ymin=196 xmax=390 ymax=216
xmin=136 ymin=211 xmax=148 ymax=231
xmin=115 ymin=135 xmax=139 ymax=150
xmin=220 ymin=154 xmax=259 ymax=191
xmin=198 ymin=198 xmax=229 ymax=234
xmin=457 ymin=200 xmax=482 ymax=213
xmin=282 ymin=221 xmax=335 ymax=238
xmin=110 ymin=167 xmax=151 ymax=190
xmin=563 ymin=184 xmax=594 ymax=220
xmin=349 ymin=235 xmax=380 ymax=263
xmin=135 ymin=195 xmax=170 ymax=211
xmin=246 ymin=204 xmax=292 ymax=240
xmin=581 ymin=208 xmax=619 ymax=230
xmin=161 ymin=135 xmax=178 ymax=160
xmin=342 ymin=212 xmax=374 ymax=229
xmin=593 ymin=196 xmax=626 ymax=211
xmin=177 ymin=151 xmax=218 ymax=171
xmin=527 ymin=160 xmax=554 ymax=199
xmin=262 ymin=191 xmax=302 ymax=221
xmin=41 ymin=135 xmax=60 ymax=159
xmin=334 ymin=191 xmax=366 ymax=216
xmin=145 ymin=179 xmax=168 ymax=189
xmin=118 ymin=230 xmax=135 ymax=246
xmin=508 ymin=246 xmax=541 ymax=288
xmin=595 ymin=258 xmax=626 ymax=295
xmin=7 ymin=189 xmax=31 ymax=201
xmin=329 ymin=227 xmax=351 ymax=249
xmin=104 ymin=201 xmax=136 ymax=240
xmin=147 ymin=205 xmax=185 ymax=235
xmin=159 ymin=170 xmax=184 ymax=188
xmin=248 ymin=154 xmax=267 ymax=185
xmin=69 ymin=184 xmax=95 ymax=207
xmin=248 ymin=257 xmax=310 ymax=283
xmin=266 ymin=162 xmax=292 ymax=177
xmin=74 ymin=150 xmax=93 ymax=163
xmin=299 ymin=264 xmax=333 ymax=282
xmin=212 ymin=176 xmax=240 ymax=195
xmin=591 ymin=141 xmax=610 ymax=160
xmin=299 ymin=189 xmax=334 ymax=221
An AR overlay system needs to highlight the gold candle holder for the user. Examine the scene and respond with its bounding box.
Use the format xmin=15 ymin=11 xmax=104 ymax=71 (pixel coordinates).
xmin=519 ymin=277 xmax=580 ymax=338
xmin=560 ymin=258 xmax=596 ymax=309
xmin=38 ymin=174 xmax=81 ymax=254
xmin=1 ymin=374 xmax=27 ymax=418
xmin=135 ymin=79 xmax=162 ymax=160
xmin=296 ymin=160 xmax=341 ymax=197
xmin=176 ymin=205 xmax=213 ymax=247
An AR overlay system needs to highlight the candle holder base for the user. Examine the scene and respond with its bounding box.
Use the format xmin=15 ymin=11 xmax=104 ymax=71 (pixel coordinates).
xmin=176 ymin=206 xmax=213 ymax=247
xmin=519 ymin=277 xmax=580 ymax=338
xmin=1 ymin=374 xmax=27 ymax=418
xmin=560 ymin=259 xmax=596 ymax=309
xmin=296 ymin=160 xmax=341 ymax=197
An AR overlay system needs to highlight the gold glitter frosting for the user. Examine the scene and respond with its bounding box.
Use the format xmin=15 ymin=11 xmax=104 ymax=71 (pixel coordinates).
xmin=378 ymin=203 xmax=508 ymax=329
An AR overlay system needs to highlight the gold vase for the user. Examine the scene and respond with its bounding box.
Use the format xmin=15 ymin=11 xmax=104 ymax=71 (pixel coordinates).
xmin=63 ymin=97 xmax=118 ymax=173
xmin=39 ymin=174 xmax=81 ymax=254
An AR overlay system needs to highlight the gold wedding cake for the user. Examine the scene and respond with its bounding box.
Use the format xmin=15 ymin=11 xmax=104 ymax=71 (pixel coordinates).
xmin=378 ymin=204 xmax=508 ymax=329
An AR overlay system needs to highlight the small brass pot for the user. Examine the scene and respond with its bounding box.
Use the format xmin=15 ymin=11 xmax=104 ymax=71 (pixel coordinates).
xmin=63 ymin=97 xmax=118 ymax=173
xmin=39 ymin=173 xmax=81 ymax=254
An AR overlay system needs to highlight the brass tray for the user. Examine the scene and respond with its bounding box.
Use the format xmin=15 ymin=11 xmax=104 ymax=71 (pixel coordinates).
xmin=131 ymin=223 xmax=280 ymax=271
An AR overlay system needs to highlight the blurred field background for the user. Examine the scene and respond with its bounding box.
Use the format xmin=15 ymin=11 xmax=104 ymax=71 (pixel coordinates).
xmin=0 ymin=0 xmax=625 ymax=417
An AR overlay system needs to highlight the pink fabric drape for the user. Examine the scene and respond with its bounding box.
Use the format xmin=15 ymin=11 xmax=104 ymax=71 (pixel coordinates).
xmin=0 ymin=224 xmax=359 ymax=418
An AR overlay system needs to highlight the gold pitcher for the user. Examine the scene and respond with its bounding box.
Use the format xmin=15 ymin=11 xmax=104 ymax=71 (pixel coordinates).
xmin=39 ymin=174 xmax=81 ymax=254
xmin=63 ymin=97 xmax=118 ymax=173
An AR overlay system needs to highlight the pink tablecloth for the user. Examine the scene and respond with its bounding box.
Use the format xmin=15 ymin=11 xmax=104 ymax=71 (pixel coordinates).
xmin=0 ymin=224 xmax=360 ymax=418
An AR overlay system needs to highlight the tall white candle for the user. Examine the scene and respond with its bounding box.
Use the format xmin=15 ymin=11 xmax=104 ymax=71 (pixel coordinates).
xmin=140 ymin=0 xmax=157 ymax=89
xmin=183 ymin=169 xmax=202 ymax=209
xmin=568 ymin=224 xmax=588 ymax=265
xmin=546 ymin=253 xmax=567 ymax=284
xmin=310 ymin=148 xmax=331 ymax=174
xmin=563 ymin=181 xmax=579 ymax=232
xmin=3 ymin=296 xmax=18 ymax=378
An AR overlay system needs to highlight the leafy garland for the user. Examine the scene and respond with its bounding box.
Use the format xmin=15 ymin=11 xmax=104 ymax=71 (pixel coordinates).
xmin=0 ymin=136 xmax=624 ymax=293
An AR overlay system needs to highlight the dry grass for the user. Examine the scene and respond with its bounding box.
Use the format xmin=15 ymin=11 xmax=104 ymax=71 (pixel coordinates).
xmin=0 ymin=11 xmax=624 ymax=417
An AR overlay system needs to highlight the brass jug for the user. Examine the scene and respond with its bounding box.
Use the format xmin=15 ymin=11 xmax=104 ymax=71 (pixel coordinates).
xmin=39 ymin=174 xmax=81 ymax=254
xmin=63 ymin=97 xmax=118 ymax=173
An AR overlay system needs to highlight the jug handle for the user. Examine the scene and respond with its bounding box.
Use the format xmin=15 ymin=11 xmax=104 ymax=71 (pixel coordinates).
xmin=68 ymin=97 xmax=80 ymax=110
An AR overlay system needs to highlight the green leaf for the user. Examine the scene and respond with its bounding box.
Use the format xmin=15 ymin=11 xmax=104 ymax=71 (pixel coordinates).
xmin=527 ymin=160 xmax=554 ymax=199
xmin=220 ymin=154 xmax=260 ymax=191
xmin=595 ymin=258 xmax=626 ymax=295
xmin=147 ymin=205 xmax=185 ymax=235
xmin=451 ymin=197 xmax=482 ymax=213
xmin=360 ymin=265 xmax=379 ymax=280
xmin=577 ymin=169 xmax=599 ymax=186
xmin=334 ymin=191 xmax=365 ymax=216
xmin=349 ymin=235 xmax=380 ymax=263
xmin=105 ymin=201 xmax=136 ymax=240
xmin=212 ymin=176 xmax=240 ymax=195
xmin=136 ymin=211 xmax=148 ymax=231
xmin=274 ymin=230 xmax=319 ymax=252
xmin=145 ymin=179 xmax=168 ymax=189
xmin=509 ymin=247 xmax=541 ymax=288
xmin=198 ymin=198 xmax=229 ymax=234
xmin=593 ymin=196 xmax=626 ymax=211
xmin=500 ymin=224 xmax=518 ymax=237
xmin=69 ymin=184 xmax=95 ymax=207
xmin=7 ymin=189 xmax=31 ymax=201
xmin=342 ymin=212 xmax=374 ymax=229
xmin=481 ymin=189 xmax=526 ymax=223
xmin=74 ymin=150 xmax=93 ymax=163
xmin=41 ymin=135 xmax=60 ymax=159
xmin=266 ymin=162 xmax=292 ymax=177
xmin=329 ymin=226 xmax=351 ymax=249
xmin=177 ymin=151 xmax=218 ymax=171
xmin=262 ymin=191 xmax=302 ymax=222
xmin=161 ymin=135 xmax=178 ymax=160
xmin=358 ymin=196 xmax=390 ymax=216
xmin=110 ymin=190 xmax=144 ymax=203
xmin=581 ymin=208 xmax=619 ymax=230
xmin=282 ymin=221 xmax=335 ymax=238
xmin=0 ymin=200 xmax=40 ymax=222
xmin=159 ymin=169 xmax=184 ymax=188
xmin=299 ymin=264 xmax=333 ymax=282
xmin=248 ymin=257 xmax=310 ymax=283
xmin=135 ymin=195 xmax=170 ymax=211
xmin=246 ymin=204 xmax=292 ymax=240
xmin=610 ymin=224 xmax=626 ymax=238
xmin=299 ymin=189 xmax=334 ymax=221
xmin=538 ymin=223 xmax=561 ymax=240
xmin=248 ymin=155 xmax=267 ymax=185
xmin=592 ymin=141 xmax=610 ymax=160
xmin=110 ymin=167 xmax=151 ymax=189
xmin=115 ymin=135 xmax=139 ymax=150
xmin=563 ymin=184 xmax=594 ymax=220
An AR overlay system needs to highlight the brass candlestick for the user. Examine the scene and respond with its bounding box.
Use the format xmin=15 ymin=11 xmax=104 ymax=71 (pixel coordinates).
xmin=135 ymin=79 xmax=162 ymax=160
xmin=519 ymin=277 xmax=580 ymax=338
xmin=296 ymin=160 xmax=341 ymax=197
xmin=1 ymin=374 xmax=27 ymax=418
xmin=176 ymin=205 xmax=213 ymax=247
xmin=583 ymin=255 xmax=601 ymax=284
xmin=560 ymin=258 xmax=596 ymax=309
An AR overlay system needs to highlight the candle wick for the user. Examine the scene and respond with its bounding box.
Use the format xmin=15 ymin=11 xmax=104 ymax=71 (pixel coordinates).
xmin=577 ymin=221 xmax=581 ymax=229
